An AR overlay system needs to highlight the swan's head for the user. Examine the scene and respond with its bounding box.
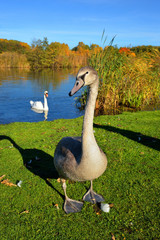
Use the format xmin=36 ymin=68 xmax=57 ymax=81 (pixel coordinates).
xmin=69 ymin=66 xmax=98 ymax=96
xmin=44 ymin=91 xmax=48 ymax=97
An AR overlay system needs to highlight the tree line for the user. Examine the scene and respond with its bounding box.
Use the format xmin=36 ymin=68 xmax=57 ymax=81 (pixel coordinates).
xmin=0 ymin=38 xmax=102 ymax=69
xmin=0 ymin=37 xmax=159 ymax=70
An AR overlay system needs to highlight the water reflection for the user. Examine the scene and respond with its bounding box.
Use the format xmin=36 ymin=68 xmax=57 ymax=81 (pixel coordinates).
xmin=0 ymin=68 xmax=77 ymax=89
xmin=31 ymin=109 xmax=48 ymax=121
xmin=0 ymin=68 xmax=30 ymax=83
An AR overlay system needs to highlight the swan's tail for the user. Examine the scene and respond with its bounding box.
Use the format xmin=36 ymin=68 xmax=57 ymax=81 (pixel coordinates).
xmin=30 ymin=100 xmax=34 ymax=107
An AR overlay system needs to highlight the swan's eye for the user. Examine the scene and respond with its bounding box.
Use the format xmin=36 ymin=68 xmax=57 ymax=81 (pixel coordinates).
xmin=76 ymin=82 xmax=79 ymax=86
xmin=86 ymin=72 xmax=88 ymax=74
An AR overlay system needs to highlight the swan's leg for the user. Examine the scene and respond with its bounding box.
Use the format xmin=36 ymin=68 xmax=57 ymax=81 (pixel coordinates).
xmin=61 ymin=179 xmax=83 ymax=214
xmin=83 ymin=180 xmax=105 ymax=204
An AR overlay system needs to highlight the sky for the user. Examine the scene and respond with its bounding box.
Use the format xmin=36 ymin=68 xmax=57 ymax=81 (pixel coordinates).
xmin=1 ymin=0 xmax=160 ymax=49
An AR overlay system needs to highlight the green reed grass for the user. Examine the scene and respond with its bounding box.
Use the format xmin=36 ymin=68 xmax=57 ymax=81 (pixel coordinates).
xmin=86 ymin=37 xmax=160 ymax=113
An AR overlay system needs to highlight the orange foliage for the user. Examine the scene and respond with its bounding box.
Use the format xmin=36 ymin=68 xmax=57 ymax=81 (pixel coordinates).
xmin=76 ymin=46 xmax=90 ymax=56
xmin=19 ymin=42 xmax=31 ymax=49
xmin=48 ymin=42 xmax=70 ymax=56
xmin=119 ymin=47 xmax=136 ymax=57
xmin=90 ymin=44 xmax=103 ymax=54
xmin=0 ymin=39 xmax=8 ymax=42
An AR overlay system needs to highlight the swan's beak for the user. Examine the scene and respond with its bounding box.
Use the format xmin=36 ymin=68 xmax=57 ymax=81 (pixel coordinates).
xmin=45 ymin=93 xmax=48 ymax=97
xmin=69 ymin=78 xmax=84 ymax=96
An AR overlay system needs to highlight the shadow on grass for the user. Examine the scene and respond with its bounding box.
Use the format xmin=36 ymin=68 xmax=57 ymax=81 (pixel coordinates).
xmin=0 ymin=135 xmax=64 ymax=199
xmin=94 ymin=123 xmax=160 ymax=151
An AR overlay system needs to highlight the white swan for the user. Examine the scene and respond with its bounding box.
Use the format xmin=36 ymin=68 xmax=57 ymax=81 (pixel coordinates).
xmin=54 ymin=66 xmax=107 ymax=213
xmin=30 ymin=91 xmax=49 ymax=111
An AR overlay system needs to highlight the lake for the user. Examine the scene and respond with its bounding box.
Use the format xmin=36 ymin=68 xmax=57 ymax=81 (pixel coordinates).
xmin=0 ymin=68 xmax=84 ymax=124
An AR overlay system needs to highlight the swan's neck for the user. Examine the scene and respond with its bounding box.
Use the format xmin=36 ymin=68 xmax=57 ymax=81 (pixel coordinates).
xmin=44 ymin=95 xmax=48 ymax=110
xmin=82 ymin=80 xmax=99 ymax=156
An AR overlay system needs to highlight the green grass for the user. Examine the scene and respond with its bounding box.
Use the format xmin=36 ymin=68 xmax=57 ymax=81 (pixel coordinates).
xmin=0 ymin=111 xmax=160 ymax=240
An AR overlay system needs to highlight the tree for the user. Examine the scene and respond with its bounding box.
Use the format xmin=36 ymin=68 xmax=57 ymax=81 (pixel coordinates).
xmin=0 ymin=39 xmax=30 ymax=54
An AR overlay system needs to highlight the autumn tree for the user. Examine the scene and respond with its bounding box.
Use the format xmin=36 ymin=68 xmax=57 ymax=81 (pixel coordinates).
xmin=28 ymin=38 xmax=49 ymax=69
xmin=45 ymin=42 xmax=70 ymax=68
xmin=90 ymin=44 xmax=103 ymax=54
xmin=0 ymin=39 xmax=30 ymax=54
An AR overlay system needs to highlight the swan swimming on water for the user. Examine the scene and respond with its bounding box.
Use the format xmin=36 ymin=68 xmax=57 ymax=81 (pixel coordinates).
xmin=30 ymin=91 xmax=49 ymax=111
xmin=54 ymin=66 xmax=107 ymax=213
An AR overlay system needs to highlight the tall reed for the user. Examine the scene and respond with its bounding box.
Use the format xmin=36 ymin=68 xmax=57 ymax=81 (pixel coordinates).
xmin=87 ymin=41 xmax=160 ymax=113
xmin=0 ymin=52 xmax=30 ymax=68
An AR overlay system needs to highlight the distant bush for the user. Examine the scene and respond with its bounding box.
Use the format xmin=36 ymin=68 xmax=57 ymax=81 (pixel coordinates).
xmin=130 ymin=45 xmax=160 ymax=54
xmin=0 ymin=39 xmax=30 ymax=54
xmin=0 ymin=52 xmax=30 ymax=68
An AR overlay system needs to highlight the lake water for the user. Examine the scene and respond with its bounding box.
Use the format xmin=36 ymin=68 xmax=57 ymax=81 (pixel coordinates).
xmin=0 ymin=68 xmax=84 ymax=124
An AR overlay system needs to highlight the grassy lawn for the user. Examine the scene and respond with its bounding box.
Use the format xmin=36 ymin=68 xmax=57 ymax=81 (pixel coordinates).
xmin=0 ymin=110 xmax=160 ymax=240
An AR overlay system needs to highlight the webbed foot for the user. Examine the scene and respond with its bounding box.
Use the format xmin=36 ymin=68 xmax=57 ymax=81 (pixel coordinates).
xmin=61 ymin=179 xmax=83 ymax=213
xmin=64 ymin=198 xmax=83 ymax=214
xmin=83 ymin=189 xmax=105 ymax=204
xmin=83 ymin=180 xmax=105 ymax=204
